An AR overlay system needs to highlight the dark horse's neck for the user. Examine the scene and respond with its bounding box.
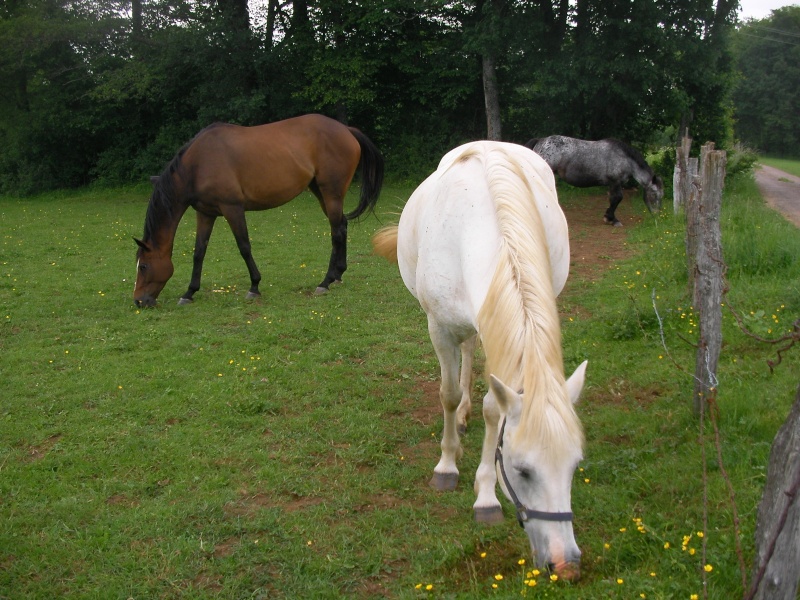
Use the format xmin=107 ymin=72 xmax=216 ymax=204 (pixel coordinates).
xmin=143 ymin=169 xmax=190 ymax=256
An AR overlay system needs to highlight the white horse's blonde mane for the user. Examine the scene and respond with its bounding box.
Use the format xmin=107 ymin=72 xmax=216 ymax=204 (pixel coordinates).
xmin=453 ymin=146 xmax=583 ymax=457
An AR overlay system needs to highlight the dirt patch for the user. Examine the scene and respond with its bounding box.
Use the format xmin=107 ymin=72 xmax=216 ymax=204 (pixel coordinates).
xmin=561 ymin=191 xmax=641 ymax=283
xmin=405 ymin=379 xmax=443 ymax=427
xmin=106 ymin=494 xmax=140 ymax=508
xmin=223 ymin=489 xmax=324 ymax=517
xmin=23 ymin=434 xmax=63 ymax=462
xmin=588 ymin=378 xmax=667 ymax=411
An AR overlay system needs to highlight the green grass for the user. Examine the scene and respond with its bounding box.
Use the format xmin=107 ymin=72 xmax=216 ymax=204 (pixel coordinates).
xmin=1 ymin=175 xmax=798 ymax=599
xmin=758 ymin=156 xmax=800 ymax=178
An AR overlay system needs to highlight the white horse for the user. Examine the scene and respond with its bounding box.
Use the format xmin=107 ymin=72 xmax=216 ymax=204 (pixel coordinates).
xmin=373 ymin=141 xmax=588 ymax=580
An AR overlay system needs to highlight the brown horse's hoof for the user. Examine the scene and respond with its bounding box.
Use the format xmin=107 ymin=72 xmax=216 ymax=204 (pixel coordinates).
xmin=314 ymin=286 xmax=329 ymax=296
xmin=429 ymin=472 xmax=458 ymax=491
xmin=474 ymin=506 xmax=505 ymax=524
xmin=177 ymin=297 xmax=193 ymax=305
xmin=245 ymin=291 xmax=260 ymax=300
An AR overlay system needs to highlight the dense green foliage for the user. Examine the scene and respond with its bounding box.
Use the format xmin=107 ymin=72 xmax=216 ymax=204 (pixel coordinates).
xmin=733 ymin=6 xmax=800 ymax=156
xmin=1 ymin=172 xmax=798 ymax=597
xmin=0 ymin=0 xmax=741 ymax=195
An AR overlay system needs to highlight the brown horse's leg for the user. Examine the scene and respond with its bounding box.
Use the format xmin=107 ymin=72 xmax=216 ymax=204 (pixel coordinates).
xmin=310 ymin=182 xmax=348 ymax=294
xmin=180 ymin=212 xmax=217 ymax=304
xmin=318 ymin=217 xmax=348 ymax=294
xmin=221 ymin=206 xmax=262 ymax=299
xmin=604 ymin=183 xmax=625 ymax=227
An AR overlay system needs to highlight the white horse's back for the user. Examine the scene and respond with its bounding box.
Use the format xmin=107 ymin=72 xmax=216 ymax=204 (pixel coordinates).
xmin=397 ymin=141 xmax=569 ymax=339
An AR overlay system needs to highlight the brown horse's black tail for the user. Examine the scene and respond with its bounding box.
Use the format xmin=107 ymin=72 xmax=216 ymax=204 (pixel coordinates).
xmin=346 ymin=127 xmax=385 ymax=221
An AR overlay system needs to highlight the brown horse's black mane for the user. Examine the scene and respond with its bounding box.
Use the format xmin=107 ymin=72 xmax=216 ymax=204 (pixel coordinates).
xmin=142 ymin=124 xmax=225 ymax=241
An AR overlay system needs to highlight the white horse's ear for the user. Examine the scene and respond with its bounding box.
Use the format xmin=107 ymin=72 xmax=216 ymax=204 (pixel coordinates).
xmin=565 ymin=360 xmax=588 ymax=405
xmin=489 ymin=375 xmax=522 ymax=418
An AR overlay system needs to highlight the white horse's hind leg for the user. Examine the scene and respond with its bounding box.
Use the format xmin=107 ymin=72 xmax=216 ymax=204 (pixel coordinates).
xmin=428 ymin=321 xmax=464 ymax=491
xmin=456 ymin=335 xmax=477 ymax=436
xmin=473 ymin=390 xmax=504 ymax=523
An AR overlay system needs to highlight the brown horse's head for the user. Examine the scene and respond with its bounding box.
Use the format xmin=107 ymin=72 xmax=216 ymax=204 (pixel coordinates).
xmin=133 ymin=238 xmax=174 ymax=307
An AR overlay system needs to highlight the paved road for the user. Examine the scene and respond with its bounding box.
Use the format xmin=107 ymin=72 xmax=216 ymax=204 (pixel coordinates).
xmin=754 ymin=164 xmax=800 ymax=228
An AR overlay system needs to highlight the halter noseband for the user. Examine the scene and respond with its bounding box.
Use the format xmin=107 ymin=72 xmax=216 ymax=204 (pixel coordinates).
xmin=495 ymin=417 xmax=574 ymax=528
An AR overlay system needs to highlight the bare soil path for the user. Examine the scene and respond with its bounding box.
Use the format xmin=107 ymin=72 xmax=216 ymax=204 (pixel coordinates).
xmin=754 ymin=164 xmax=800 ymax=228
xmin=561 ymin=190 xmax=642 ymax=283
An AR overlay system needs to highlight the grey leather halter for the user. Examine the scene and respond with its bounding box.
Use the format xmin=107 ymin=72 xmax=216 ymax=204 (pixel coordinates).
xmin=495 ymin=417 xmax=574 ymax=528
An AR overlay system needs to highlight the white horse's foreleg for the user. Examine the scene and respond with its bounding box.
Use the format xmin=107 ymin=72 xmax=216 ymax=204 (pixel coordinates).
xmin=456 ymin=335 xmax=477 ymax=436
xmin=428 ymin=321 xmax=464 ymax=491
xmin=473 ymin=390 xmax=504 ymax=523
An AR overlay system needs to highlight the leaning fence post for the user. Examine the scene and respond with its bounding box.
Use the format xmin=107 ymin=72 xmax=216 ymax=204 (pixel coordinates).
xmin=691 ymin=143 xmax=726 ymax=416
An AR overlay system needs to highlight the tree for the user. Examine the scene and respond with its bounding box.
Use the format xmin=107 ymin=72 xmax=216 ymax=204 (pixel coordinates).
xmin=733 ymin=6 xmax=800 ymax=155
xmin=0 ymin=0 xmax=744 ymax=194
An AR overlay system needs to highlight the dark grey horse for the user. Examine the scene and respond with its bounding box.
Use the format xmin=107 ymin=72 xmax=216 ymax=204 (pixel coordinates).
xmin=524 ymin=135 xmax=663 ymax=226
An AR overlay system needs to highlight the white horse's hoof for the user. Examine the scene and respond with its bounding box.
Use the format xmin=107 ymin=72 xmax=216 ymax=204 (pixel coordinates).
xmin=474 ymin=506 xmax=505 ymax=524
xmin=429 ymin=472 xmax=458 ymax=491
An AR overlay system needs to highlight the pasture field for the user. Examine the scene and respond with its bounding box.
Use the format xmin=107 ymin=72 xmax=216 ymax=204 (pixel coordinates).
xmin=758 ymin=156 xmax=800 ymax=178
xmin=1 ymin=175 xmax=798 ymax=599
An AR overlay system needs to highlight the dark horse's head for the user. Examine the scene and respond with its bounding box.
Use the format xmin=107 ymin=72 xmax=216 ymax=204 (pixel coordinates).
xmin=133 ymin=175 xmax=178 ymax=307
xmin=643 ymin=175 xmax=664 ymax=215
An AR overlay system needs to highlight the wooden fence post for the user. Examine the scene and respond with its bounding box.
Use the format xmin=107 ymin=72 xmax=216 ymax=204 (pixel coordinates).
xmin=691 ymin=143 xmax=726 ymax=416
xmin=685 ymin=158 xmax=701 ymax=288
xmin=747 ymin=384 xmax=800 ymax=600
xmin=673 ymin=135 xmax=693 ymax=214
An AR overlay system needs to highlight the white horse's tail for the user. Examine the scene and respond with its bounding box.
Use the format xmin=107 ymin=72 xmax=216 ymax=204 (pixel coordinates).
xmin=372 ymin=225 xmax=399 ymax=263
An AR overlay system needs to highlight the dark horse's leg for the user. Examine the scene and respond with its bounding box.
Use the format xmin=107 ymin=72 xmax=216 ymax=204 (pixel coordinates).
xmin=310 ymin=181 xmax=347 ymax=295
xmin=604 ymin=183 xmax=625 ymax=227
xmin=180 ymin=212 xmax=217 ymax=305
xmin=220 ymin=206 xmax=262 ymax=299
xmin=317 ymin=217 xmax=348 ymax=294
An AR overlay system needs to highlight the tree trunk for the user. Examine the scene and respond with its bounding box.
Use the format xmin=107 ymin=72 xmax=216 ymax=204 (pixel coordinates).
xmin=748 ymin=384 xmax=800 ymax=600
xmin=482 ymin=52 xmax=502 ymax=140
xmin=265 ymin=0 xmax=278 ymax=49
xmin=131 ymin=0 xmax=142 ymax=38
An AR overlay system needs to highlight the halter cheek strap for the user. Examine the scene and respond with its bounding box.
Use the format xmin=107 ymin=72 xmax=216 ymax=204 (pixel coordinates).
xmin=495 ymin=418 xmax=574 ymax=528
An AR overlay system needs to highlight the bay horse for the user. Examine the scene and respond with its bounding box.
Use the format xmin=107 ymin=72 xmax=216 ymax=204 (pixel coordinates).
xmin=524 ymin=135 xmax=663 ymax=226
xmin=373 ymin=141 xmax=588 ymax=579
xmin=133 ymin=114 xmax=384 ymax=307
